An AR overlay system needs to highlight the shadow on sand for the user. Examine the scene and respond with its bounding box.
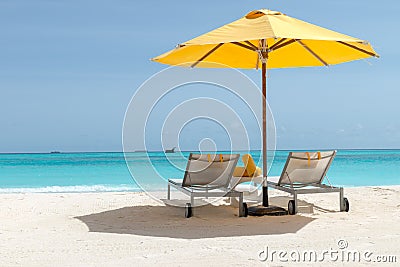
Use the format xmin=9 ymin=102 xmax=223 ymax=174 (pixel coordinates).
xmin=75 ymin=196 xmax=317 ymax=239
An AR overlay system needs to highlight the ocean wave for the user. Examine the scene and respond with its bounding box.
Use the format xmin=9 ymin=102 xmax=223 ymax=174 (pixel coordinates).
xmin=0 ymin=184 xmax=142 ymax=193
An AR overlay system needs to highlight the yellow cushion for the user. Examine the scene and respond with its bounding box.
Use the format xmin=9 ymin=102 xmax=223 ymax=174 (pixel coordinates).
xmin=243 ymin=154 xmax=257 ymax=176
xmin=233 ymin=166 xmax=249 ymax=177
xmin=254 ymin=166 xmax=262 ymax=176
xmin=233 ymin=155 xmax=262 ymax=177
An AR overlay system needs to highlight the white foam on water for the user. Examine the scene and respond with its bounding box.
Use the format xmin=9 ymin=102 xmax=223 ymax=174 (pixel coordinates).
xmin=0 ymin=184 xmax=142 ymax=193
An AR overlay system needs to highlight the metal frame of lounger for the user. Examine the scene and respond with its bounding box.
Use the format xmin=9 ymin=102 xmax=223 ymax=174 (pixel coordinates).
xmin=167 ymin=153 xmax=247 ymax=218
xmin=267 ymin=151 xmax=349 ymax=214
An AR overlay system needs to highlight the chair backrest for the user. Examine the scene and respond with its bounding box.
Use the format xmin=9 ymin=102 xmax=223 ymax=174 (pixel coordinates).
xmin=182 ymin=153 xmax=240 ymax=190
xmin=278 ymin=151 xmax=336 ymax=185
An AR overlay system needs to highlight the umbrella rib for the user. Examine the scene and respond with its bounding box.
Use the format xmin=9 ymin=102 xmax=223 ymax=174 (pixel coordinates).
xmin=191 ymin=43 xmax=224 ymax=68
xmin=269 ymin=38 xmax=287 ymax=51
xmin=269 ymin=39 xmax=297 ymax=52
xmin=244 ymin=41 xmax=259 ymax=50
xmin=337 ymin=41 xmax=379 ymax=57
xmin=231 ymin=42 xmax=257 ymax=52
xmin=297 ymin=40 xmax=328 ymax=66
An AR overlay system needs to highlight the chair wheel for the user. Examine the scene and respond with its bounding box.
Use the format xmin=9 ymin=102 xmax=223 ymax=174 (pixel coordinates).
xmin=240 ymin=202 xmax=248 ymax=217
xmin=185 ymin=203 xmax=192 ymax=218
xmin=288 ymin=200 xmax=296 ymax=215
xmin=341 ymin=197 xmax=349 ymax=212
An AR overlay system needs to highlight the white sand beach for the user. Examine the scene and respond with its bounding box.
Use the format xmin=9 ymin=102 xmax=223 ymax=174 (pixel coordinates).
xmin=0 ymin=186 xmax=399 ymax=266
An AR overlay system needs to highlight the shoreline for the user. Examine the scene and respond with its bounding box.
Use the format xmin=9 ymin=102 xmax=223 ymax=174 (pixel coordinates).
xmin=1 ymin=185 xmax=399 ymax=266
xmin=0 ymin=184 xmax=399 ymax=194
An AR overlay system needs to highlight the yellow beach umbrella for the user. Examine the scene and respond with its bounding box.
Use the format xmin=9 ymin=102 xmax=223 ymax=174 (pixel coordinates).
xmin=152 ymin=9 xmax=378 ymax=214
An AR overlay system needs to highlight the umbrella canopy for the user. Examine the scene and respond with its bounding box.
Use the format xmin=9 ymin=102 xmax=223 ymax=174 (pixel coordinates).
xmin=152 ymin=9 xmax=378 ymax=69
xmin=152 ymin=9 xmax=378 ymax=212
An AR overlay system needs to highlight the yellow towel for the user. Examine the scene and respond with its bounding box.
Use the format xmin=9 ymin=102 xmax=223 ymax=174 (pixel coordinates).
xmin=233 ymin=166 xmax=249 ymax=177
xmin=233 ymin=154 xmax=262 ymax=177
xmin=243 ymin=154 xmax=257 ymax=176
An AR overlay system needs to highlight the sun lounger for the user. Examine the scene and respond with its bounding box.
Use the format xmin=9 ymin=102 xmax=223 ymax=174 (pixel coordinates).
xmin=268 ymin=150 xmax=349 ymax=214
xmin=167 ymin=153 xmax=248 ymax=218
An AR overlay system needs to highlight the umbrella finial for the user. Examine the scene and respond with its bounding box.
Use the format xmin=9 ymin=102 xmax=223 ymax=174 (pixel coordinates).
xmin=246 ymin=9 xmax=283 ymax=19
xmin=245 ymin=10 xmax=266 ymax=19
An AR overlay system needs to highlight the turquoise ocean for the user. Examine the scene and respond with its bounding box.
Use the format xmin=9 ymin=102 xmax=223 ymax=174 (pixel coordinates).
xmin=0 ymin=150 xmax=399 ymax=193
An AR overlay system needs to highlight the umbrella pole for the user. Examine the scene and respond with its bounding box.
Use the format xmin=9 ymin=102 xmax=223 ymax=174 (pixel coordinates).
xmin=262 ymin=62 xmax=269 ymax=207
xmin=247 ymin=59 xmax=287 ymax=216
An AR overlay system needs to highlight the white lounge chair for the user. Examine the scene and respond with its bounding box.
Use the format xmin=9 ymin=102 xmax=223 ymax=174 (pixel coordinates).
xmin=167 ymin=153 xmax=248 ymax=218
xmin=268 ymin=150 xmax=349 ymax=215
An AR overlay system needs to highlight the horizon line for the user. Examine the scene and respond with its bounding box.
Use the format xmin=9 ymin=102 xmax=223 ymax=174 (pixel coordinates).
xmin=1 ymin=148 xmax=400 ymax=155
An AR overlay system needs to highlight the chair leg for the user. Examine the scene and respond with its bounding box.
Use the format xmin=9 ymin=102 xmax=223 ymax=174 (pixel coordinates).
xmin=167 ymin=183 xmax=171 ymax=200
xmin=239 ymin=193 xmax=244 ymax=217
xmin=190 ymin=195 xmax=194 ymax=216
xmin=293 ymin=192 xmax=298 ymax=214
xmin=339 ymin=187 xmax=344 ymax=211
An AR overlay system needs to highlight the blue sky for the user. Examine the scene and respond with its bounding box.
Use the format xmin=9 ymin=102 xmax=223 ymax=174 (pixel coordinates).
xmin=0 ymin=0 xmax=398 ymax=152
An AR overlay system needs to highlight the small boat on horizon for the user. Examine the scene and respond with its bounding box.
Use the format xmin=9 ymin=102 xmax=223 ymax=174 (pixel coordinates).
xmin=50 ymin=151 xmax=61 ymax=154
xmin=165 ymin=147 xmax=176 ymax=153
